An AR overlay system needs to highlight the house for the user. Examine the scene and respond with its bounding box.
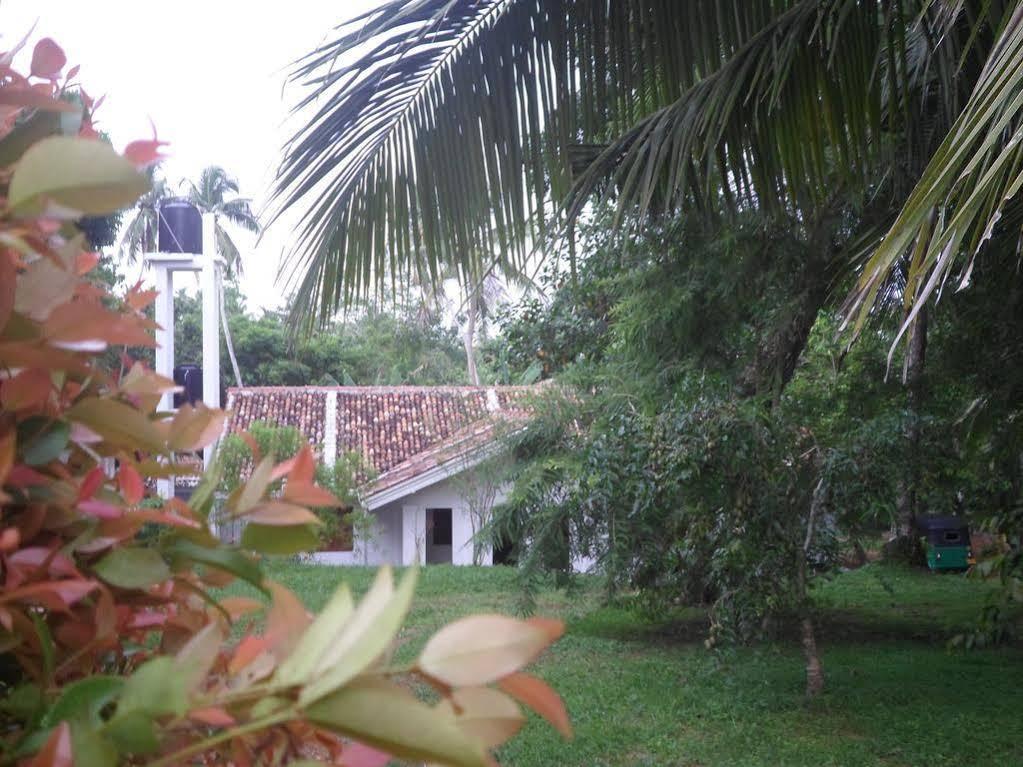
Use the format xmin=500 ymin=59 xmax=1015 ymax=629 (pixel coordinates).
xmin=223 ymin=385 xmax=538 ymax=566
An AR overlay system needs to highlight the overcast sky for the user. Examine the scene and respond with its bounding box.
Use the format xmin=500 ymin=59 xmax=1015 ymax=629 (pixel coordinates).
xmin=5 ymin=1 xmax=377 ymax=311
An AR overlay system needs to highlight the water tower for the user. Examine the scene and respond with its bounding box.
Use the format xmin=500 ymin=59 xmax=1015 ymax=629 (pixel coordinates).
xmin=144 ymin=199 xmax=223 ymax=496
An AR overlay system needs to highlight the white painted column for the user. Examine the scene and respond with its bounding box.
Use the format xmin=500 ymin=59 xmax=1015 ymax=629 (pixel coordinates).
xmin=201 ymin=217 xmax=221 ymax=469
xmin=323 ymin=391 xmax=338 ymax=466
xmin=401 ymin=505 xmax=425 ymax=566
xmin=153 ymin=265 xmax=175 ymax=413
xmin=154 ymin=264 xmax=175 ymax=499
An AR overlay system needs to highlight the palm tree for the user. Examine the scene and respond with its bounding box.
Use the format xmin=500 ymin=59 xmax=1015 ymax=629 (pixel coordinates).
xmin=270 ymin=0 xmax=1022 ymax=341
xmin=187 ymin=166 xmax=260 ymax=390
xmin=117 ymin=168 xmax=170 ymax=264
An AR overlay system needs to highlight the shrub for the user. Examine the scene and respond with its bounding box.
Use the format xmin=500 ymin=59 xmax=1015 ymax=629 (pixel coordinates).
xmin=0 ymin=33 xmax=568 ymax=766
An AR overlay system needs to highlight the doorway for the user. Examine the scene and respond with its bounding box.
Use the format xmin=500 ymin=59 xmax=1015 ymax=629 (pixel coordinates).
xmin=425 ymin=508 xmax=452 ymax=564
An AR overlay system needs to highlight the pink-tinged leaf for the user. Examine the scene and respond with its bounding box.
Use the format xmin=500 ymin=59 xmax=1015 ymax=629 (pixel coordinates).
xmin=65 ymin=64 xmax=80 ymax=81
xmin=284 ymin=481 xmax=339 ymax=507
xmin=7 ymin=465 xmax=49 ymax=488
xmin=498 ymin=673 xmax=572 ymax=738
xmin=265 ymin=582 xmax=311 ymax=661
xmin=77 ymin=466 xmax=105 ymax=502
xmin=8 ymin=547 xmax=79 ymax=578
xmin=229 ymin=635 xmax=269 ymax=674
xmin=0 ymin=527 xmax=20 ymax=553
xmin=418 ymin=615 xmax=557 ymax=687
xmin=128 ymin=509 xmax=199 ymax=529
xmin=117 ymin=463 xmax=144 ymax=505
xmin=0 ymin=579 xmax=97 ymax=610
xmin=526 ymin=617 xmax=565 ymax=643
xmin=437 ymin=687 xmax=525 ymax=749
xmin=244 ymin=501 xmax=321 ymax=526
xmin=77 ymin=498 xmax=122 ymax=519
xmin=30 ymin=38 xmax=66 ymax=79
xmin=123 ymin=139 xmax=168 ymax=169
xmin=342 ymin=741 xmax=393 ymax=767
xmin=126 ymin=610 xmax=166 ymax=630
xmin=30 ymin=721 xmax=72 ymax=767
xmin=190 ymin=707 xmax=235 ymax=727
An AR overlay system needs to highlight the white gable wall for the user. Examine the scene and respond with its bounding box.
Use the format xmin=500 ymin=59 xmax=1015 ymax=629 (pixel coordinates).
xmin=308 ymin=470 xmax=506 ymax=567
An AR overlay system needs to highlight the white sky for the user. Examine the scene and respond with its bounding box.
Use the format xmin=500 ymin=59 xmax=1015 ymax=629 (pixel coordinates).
xmin=4 ymin=1 xmax=378 ymax=312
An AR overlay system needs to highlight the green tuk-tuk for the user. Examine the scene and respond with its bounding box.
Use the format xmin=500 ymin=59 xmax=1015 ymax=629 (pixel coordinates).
xmin=915 ymin=515 xmax=974 ymax=571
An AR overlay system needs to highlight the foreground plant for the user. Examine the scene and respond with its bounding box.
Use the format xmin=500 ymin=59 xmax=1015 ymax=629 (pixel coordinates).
xmin=0 ymin=33 xmax=568 ymax=766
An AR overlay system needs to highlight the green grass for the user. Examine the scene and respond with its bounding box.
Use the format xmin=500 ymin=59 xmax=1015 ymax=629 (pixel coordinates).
xmin=232 ymin=561 xmax=1023 ymax=767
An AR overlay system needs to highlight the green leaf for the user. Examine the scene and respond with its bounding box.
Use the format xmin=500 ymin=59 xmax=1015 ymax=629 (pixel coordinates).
xmin=114 ymin=657 xmax=188 ymax=720
xmin=102 ymin=710 xmax=159 ymax=755
xmin=417 ymin=615 xmax=553 ymax=687
xmin=94 ymin=548 xmax=170 ymax=590
xmin=70 ymin=720 xmax=118 ymax=766
xmin=9 ymin=136 xmax=149 ymax=215
xmin=305 ymin=679 xmax=488 ymax=767
xmin=41 ymin=677 xmax=123 ymax=729
xmin=163 ymin=538 xmax=265 ymax=593
xmin=17 ymin=416 xmax=70 ymax=466
xmin=241 ymin=523 xmax=320 ymax=556
xmin=276 ymin=582 xmax=355 ymax=686
xmin=299 ymin=567 xmax=417 ymax=704
xmin=66 ymin=398 xmax=165 ymax=453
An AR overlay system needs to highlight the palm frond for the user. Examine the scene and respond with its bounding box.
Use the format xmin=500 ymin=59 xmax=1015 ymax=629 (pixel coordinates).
xmin=270 ymin=0 xmax=996 ymax=327
xmin=847 ymin=3 xmax=1023 ymax=344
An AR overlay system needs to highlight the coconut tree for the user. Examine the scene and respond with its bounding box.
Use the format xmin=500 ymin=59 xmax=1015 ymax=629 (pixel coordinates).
xmin=270 ymin=1 xmax=1023 ymax=337
xmin=187 ymin=165 xmax=260 ymax=389
xmin=117 ymin=168 xmax=170 ymax=264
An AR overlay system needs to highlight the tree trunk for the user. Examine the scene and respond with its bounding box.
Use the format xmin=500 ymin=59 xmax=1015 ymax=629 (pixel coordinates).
xmin=218 ymin=274 xmax=244 ymax=389
xmin=799 ymin=476 xmax=828 ymax=699
xmin=464 ymin=298 xmax=480 ymax=385
xmin=897 ymin=305 xmax=927 ymax=540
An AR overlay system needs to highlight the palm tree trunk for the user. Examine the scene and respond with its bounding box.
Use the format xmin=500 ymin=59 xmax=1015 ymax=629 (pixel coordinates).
xmin=464 ymin=299 xmax=480 ymax=385
xmin=218 ymin=272 xmax=244 ymax=389
xmin=897 ymin=305 xmax=927 ymax=538
xmin=799 ymin=476 xmax=828 ymax=699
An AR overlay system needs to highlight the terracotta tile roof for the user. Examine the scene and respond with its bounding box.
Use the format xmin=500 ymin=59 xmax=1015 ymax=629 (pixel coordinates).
xmin=365 ymin=416 xmax=524 ymax=500
xmin=225 ymin=386 xmax=539 ymax=477
xmin=226 ymin=388 xmax=328 ymax=448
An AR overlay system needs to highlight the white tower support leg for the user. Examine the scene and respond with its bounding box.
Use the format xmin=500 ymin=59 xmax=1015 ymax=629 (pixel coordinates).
xmin=153 ymin=265 xmax=174 ymax=499
xmin=201 ymin=214 xmax=221 ymax=468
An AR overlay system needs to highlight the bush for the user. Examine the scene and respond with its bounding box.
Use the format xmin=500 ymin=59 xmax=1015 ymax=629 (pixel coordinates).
xmin=0 ymin=33 xmax=568 ymax=766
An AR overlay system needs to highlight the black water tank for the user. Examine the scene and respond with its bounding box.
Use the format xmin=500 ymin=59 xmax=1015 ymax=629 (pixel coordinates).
xmin=173 ymin=364 xmax=203 ymax=408
xmin=158 ymin=198 xmax=202 ymax=254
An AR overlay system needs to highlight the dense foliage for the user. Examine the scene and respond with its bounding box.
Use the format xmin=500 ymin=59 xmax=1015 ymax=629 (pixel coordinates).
xmin=0 ymin=33 xmax=568 ymax=767
xmin=488 ymin=207 xmax=1023 ymax=689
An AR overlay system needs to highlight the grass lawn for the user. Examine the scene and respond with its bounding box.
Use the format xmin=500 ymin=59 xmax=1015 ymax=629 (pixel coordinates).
xmin=234 ymin=561 xmax=1023 ymax=767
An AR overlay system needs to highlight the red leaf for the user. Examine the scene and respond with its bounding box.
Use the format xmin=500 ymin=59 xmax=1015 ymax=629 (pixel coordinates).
xmin=77 ymin=466 xmax=105 ymax=502
xmin=118 ymin=464 xmax=144 ymax=505
xmin=291 ymin=444 xmax=316 ymax=484
xmin=498 ymin=672 xmax=573 ymax=738
xmin=1 ymin=368 xmax=52 ymax=411
xmin=341 ymin=741 xmax=393 ymax=767
xmin=123 ymin=139 xmax=168 ymax=169
xmin=30 ymin=38 xmax=66 ymax=79
xmin=30 ymin=721 xmax=72 ymax=767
